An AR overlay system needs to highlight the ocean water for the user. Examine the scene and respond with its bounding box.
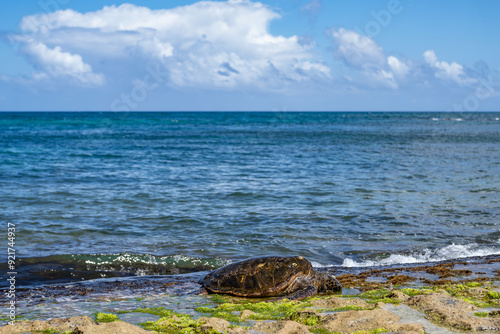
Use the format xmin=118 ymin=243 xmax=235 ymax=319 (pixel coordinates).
xmin=1 ymin=112 xmax=500 ymax=286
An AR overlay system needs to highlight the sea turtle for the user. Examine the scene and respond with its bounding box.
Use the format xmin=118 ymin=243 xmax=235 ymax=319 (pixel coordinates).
xmin=198 ymin=256 xmax=341 ymax=300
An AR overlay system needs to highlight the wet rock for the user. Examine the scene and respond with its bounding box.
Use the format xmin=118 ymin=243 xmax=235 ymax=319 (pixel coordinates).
xmin=489 ymin=310 xmax=500 ymax=318
xmin=251 ymin=320 xmax=312 ymax=334
xmin=0 ymin=316 xmax=152 ymax=334
xmin=462 ymin=287 xmax=489 ymax=299
xmin=289 ymin=309 xmax=319 ymax=325
xmin=387 ymin=274 xmax=416 ymax=285
xmin=311 ymin=296 xmax=369 ymax=308
xmin=407 ymin=292 xmax=500 ymax=331
xmin=240 ymin=309 xmax=256 ymax=320
xmin=317 ymin=308 xmax=424 ymax=333
xmin=387 ymin=290 xmax=411 ymax=302
xmin=433 ymin=289 xmax=449 ymax=295
xmin=199 ymin=317 xmax=231 ymax=333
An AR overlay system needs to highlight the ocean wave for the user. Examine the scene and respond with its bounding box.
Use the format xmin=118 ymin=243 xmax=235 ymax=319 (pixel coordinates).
xmin=1 ymin=253 xmax=230 ymax=287
xmin=341 ymin=243 xmax=500 ymax=267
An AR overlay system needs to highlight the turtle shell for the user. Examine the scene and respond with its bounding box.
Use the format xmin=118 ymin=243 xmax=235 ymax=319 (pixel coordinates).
xmin=198 ymin=256 xmax=313 ymax=297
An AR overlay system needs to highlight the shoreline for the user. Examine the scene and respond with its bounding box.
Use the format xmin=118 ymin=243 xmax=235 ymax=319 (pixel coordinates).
xmin=2 ymin=255 xmax=500 ymax=333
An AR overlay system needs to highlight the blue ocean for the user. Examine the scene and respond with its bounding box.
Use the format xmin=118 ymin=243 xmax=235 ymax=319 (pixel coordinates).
xmin=1 ymin=112 xmax=500 ymax=287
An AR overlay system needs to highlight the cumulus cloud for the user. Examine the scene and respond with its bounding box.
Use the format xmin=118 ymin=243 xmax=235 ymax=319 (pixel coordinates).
xmin=368 ymin=69 xmax=398 ymax=89
xmin=12 ymin=1 xmax=330 ymax=89
xmin=4 ymin=0 xmax=489 ymax=101
xmin=23 ymin=42 xmax=105 ymax=85
xmin=331 ymin=28 xmax=386 ymax=69
xmin=330 ymin=28 xmax=402 ymax=89
xmin=423 ymin=50 xmax=476 ymax=86
xmin=387 ymin=56 xmax=410 ymax=79
xmin=330 ymin=28 xmax=482 ymax=91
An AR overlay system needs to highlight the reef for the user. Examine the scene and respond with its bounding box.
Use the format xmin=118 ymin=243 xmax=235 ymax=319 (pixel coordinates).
xmin=2 ymin=256 xmax=500 ymax=333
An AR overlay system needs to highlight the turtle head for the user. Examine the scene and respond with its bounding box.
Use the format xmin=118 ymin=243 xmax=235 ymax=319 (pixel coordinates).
xmin=317 ymin=273 xmax=342 ymax=293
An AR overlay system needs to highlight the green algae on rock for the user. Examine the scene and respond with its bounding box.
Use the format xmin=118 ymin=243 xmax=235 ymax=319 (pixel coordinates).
xmin=407 ymin=292 xmax=500 ymax=332
xmin=196 ymin=299 xmax=311 ymax=322
xmin=94 ymin=312 xmax=120 ymax=323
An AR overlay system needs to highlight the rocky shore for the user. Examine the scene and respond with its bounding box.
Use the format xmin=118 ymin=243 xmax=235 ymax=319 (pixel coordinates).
xmin=2 ymin=257 xmax=500 ymax=333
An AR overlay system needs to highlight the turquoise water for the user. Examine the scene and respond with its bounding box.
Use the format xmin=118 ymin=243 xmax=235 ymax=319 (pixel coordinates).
xmin=1 ymin=112 xmax=500 ymax=286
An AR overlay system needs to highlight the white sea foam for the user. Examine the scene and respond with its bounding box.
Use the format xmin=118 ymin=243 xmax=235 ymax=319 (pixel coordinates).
xmin=341 ymin=243 xmax=500 ymax=268
xmin=311 ymin=261 xmax=326 ymax=268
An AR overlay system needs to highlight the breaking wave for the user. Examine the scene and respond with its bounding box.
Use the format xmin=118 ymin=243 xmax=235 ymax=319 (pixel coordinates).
xmin=341 ymin=243 xmax=500 ymax=267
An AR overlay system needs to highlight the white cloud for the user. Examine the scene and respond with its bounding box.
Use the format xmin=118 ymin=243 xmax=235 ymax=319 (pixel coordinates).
xmin=423 ymin=50 xmax=476 ymax=86
xmin=13 ymin=1 xmax=330 ymax=89
xmin=330 ymin=28 xmax=400 ymax=89
xmin=387 ymin=56 xmax=410 ymax=79
xmin=368 ymin=69 xmax=398 ymax=89
xmin=331 ymin=28 xmax=386 ymax=69
xmin=23 ymin=42 xmax=105 ymax=85
xmin=330 ymin=29 xmax=483 ymax=91
xmin=7 ymin=1 xmax=489 ymax=100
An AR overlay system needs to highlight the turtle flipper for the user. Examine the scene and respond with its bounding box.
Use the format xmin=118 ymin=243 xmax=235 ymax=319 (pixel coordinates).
xmin=276 ymin=286 xmax=317 ymax=301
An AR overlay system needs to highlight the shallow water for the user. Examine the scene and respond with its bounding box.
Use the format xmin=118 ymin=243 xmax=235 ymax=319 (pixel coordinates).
xmin=4 ymin=255 xmax=500 ymax=324
xmin=1 ymin=112 xmax=500 ymax=286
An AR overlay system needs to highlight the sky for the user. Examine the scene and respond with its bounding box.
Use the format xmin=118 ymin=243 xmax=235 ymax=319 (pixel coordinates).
xmin=0 ymin=0 xmax=499 ymax=111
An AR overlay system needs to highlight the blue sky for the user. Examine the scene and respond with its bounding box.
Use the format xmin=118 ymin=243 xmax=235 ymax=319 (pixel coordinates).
xmin=0 ymin=0 xmax=499 ymax=111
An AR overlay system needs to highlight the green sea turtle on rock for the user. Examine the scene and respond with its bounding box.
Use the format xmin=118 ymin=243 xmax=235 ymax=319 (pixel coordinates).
xmin=198 ymin=256 xmax=341 ymax=300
